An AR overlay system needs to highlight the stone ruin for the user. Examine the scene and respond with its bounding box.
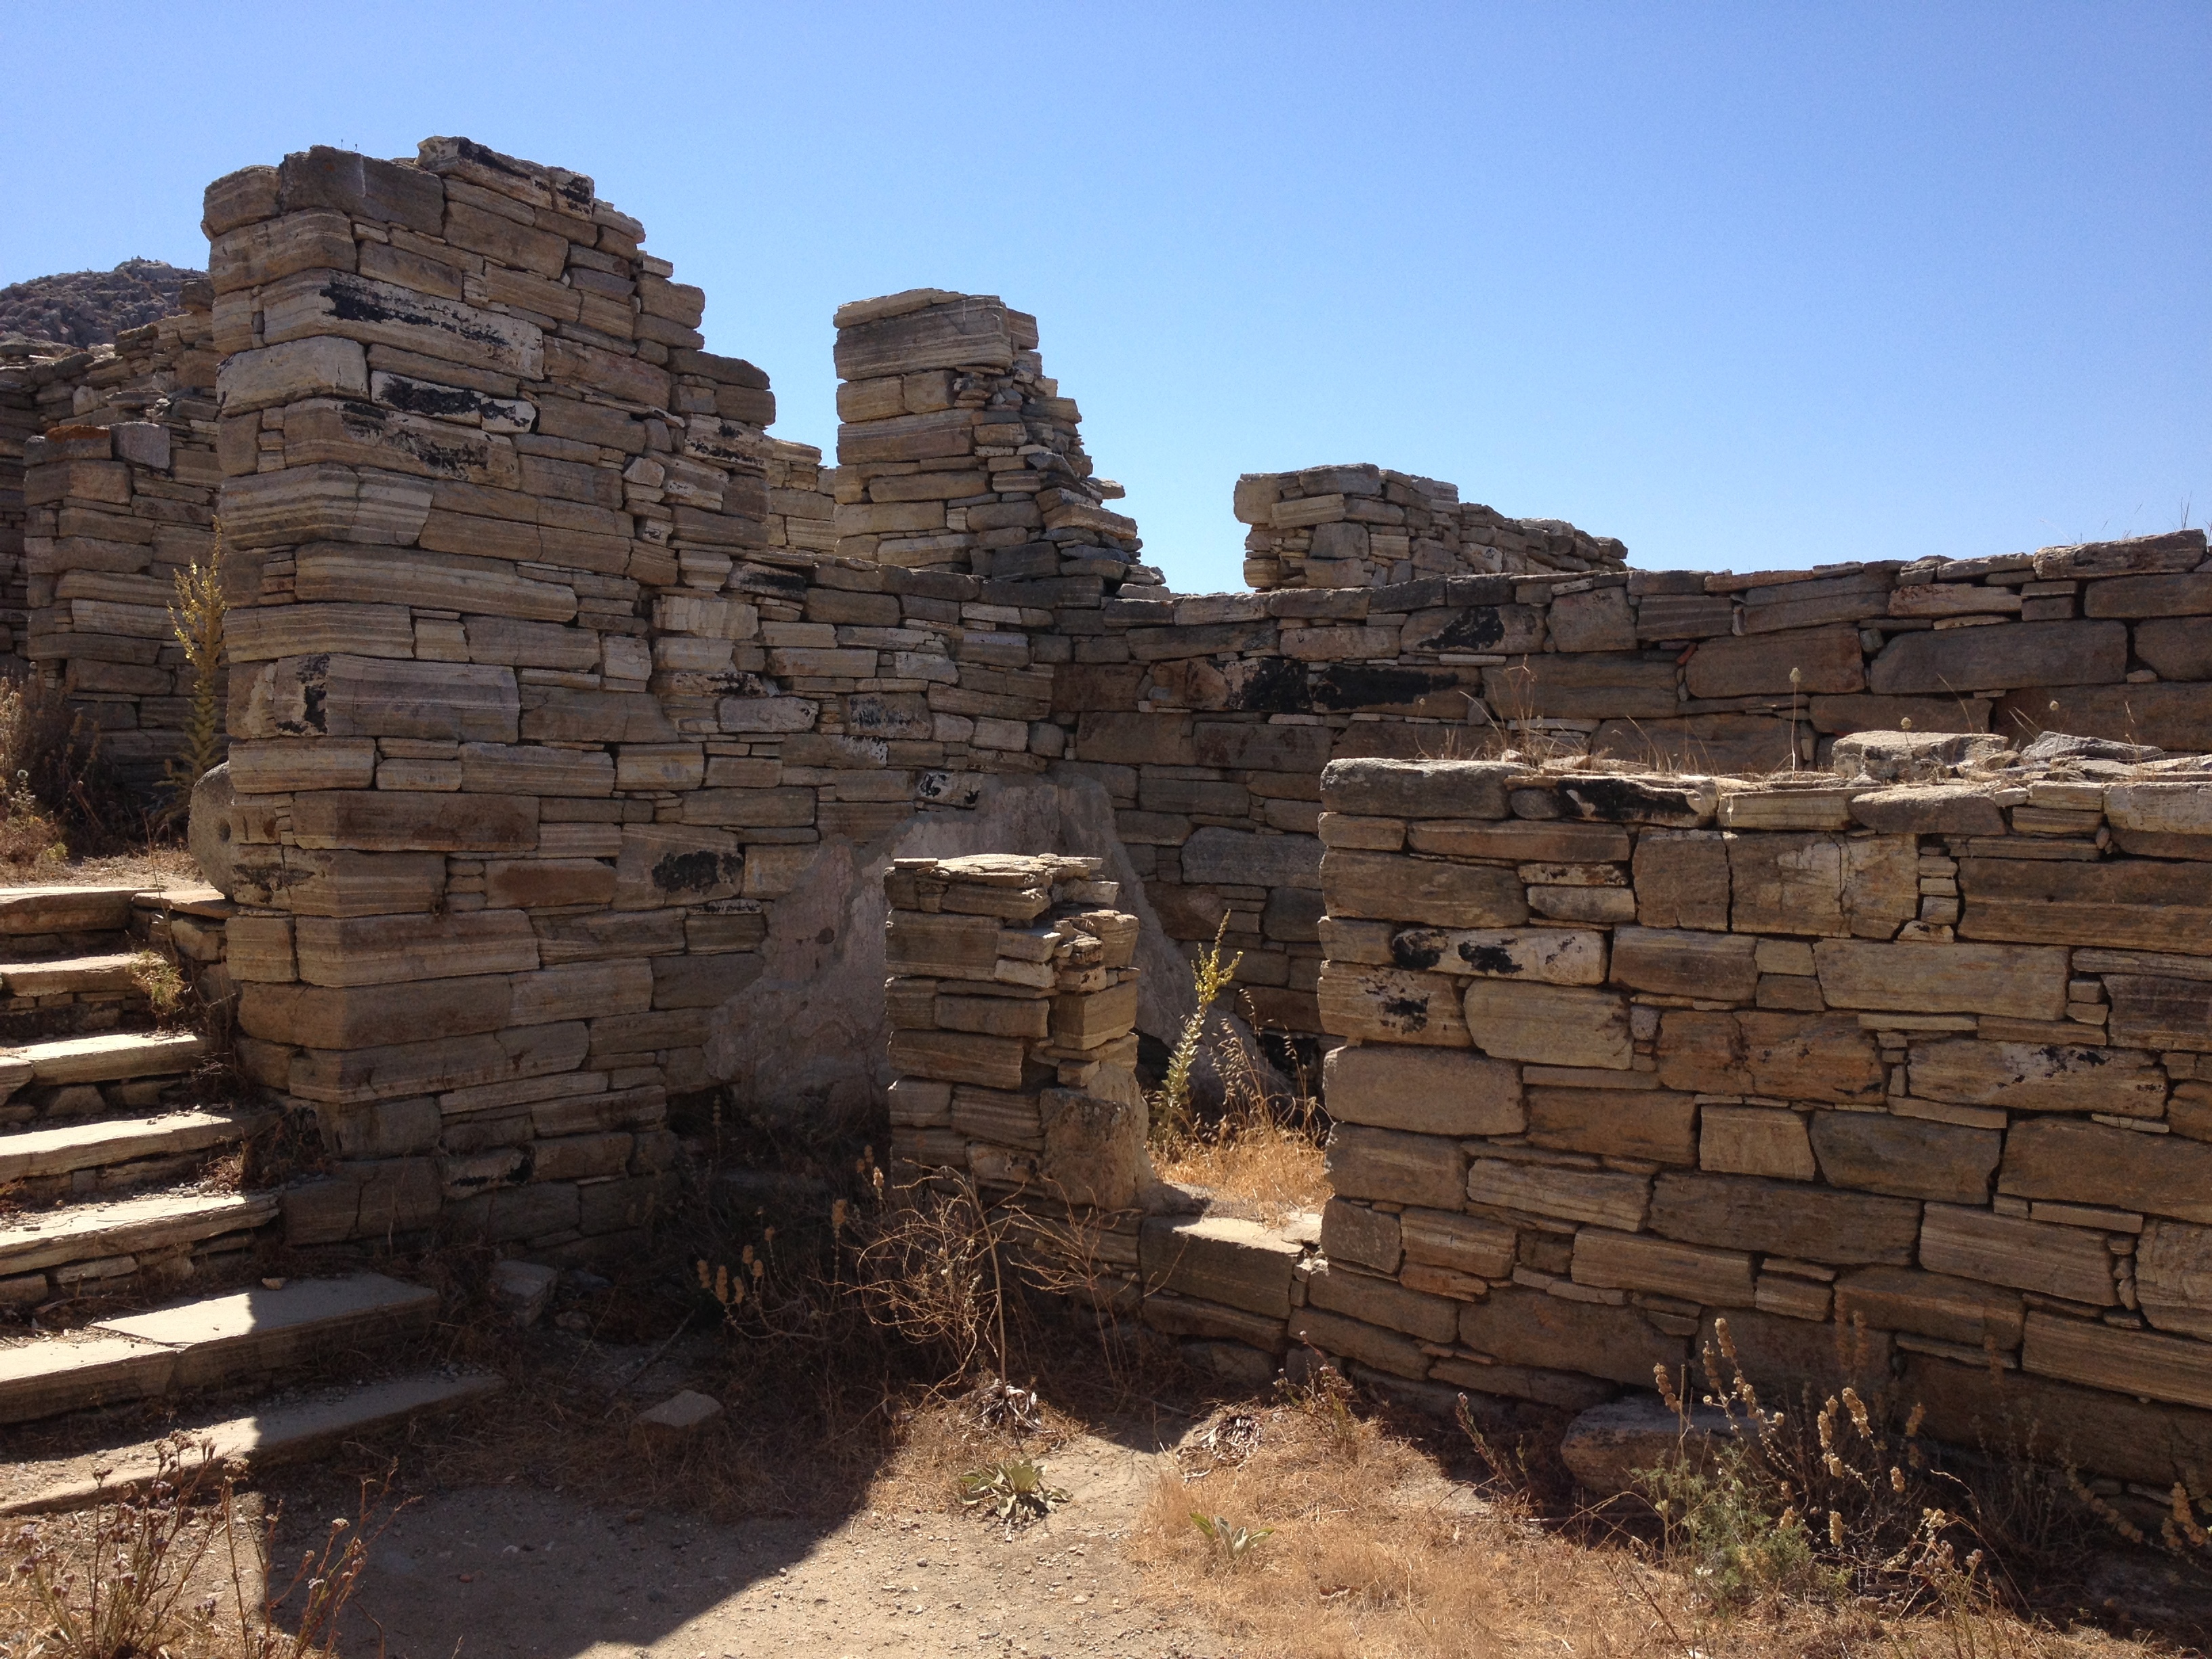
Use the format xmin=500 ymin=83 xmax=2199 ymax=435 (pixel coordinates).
xmin=3 ymin=134 xmax=2211 ymax=1509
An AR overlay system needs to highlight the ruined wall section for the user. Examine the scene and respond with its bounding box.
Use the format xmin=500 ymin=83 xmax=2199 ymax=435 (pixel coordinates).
xmin=1235 ymin=464 xmax=1628 ymax=590
xmin=1054 ymin=529 xmax=2212 ymax=1040
xmin=8 ymin=300 xmax=223 ymax=782
xmin=1299 ymin=754 xmax=2212 ymax=1494
xmin=205 ymin=137 xmax=793 ymax=1254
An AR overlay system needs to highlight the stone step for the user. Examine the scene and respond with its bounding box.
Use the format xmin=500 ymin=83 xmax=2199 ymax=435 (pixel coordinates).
xmin=0 ymin=952 xmax=144 ymax=998
xmin=0 ymin=1273 xmax=439 ymax=1424
xmin=0 ymin=1187 xmax=279 ymax=1296
xmin=0 ymin=886 xmax=139 ymax=939
xmin=14 ymin=1030 xmax=206 ymax=1088
xmin=0 ymin=1370 xmax=504 ymax=1515
xmin=0 ymin=1108 xmax=272 ymax=1186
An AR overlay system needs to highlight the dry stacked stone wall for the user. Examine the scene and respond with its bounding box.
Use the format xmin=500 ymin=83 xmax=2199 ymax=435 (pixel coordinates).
xmin=7 ymin=295 xmax=224 ymax=783
xmin=1293 ymin=752 xmax=2212 ymax=1494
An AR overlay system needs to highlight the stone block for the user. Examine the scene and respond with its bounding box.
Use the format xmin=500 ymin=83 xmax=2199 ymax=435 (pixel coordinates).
xmin=291 ymin=792 xmax=535 ymax=854
xmin=1632 ymin=830 xmax=1730 ymax=930
xmin=1183 ymin=828 xmax=1323 ymax=890
xmin=836 ymin=299 xmax=1017 ymax=379
xmin=1382 ymin=924 xmax=1609 ymax=985
xmin=1463 ymin=982 xmax=1631 ymax=1068
xmin=1547 ymin=586 xmax=1636 ymax=653
xmin=1320 ymin=1044 xmax=1523 ymax=1135
xmin=2000 ymin=682 xmax=2212 ymax=755
xmin=1399 ymin=1209 xmax=1518 ymax=1279
xmin=1700 ymin=1309 xmax=1893 ymax=1397
xmin=218 ymin=336 xmax=369 ymax=413
xmin=1832 ymin=1266 xmax=2023 ymax=1348
xmin=1806 ymin=1110 xmax=2000 ymax=1204
xmin=294 ymin=911 xmax=539 ymax=987
xmin=1656 ymin=1010 xmax=1883 ymax=1104
xmin=1727 ymin=832 xmax=1918 ymax=939
xmin=1326 ymin=1126 xmax=1467 ymax=1210
xmin=1320 ymin=1198 xmax=1402 ymax=1273
xmin=1907 ymin=1039 xmax=2165 ymax=1117
xmin=1999 ymin=1119 xmax=2212 ymax=1223
xmin=1846 ymin=785 xmax=2008 ymax=836
xmin=1483 ymin=655 xmax=1677 ymax=720
xmin=1305 ymin=1263 xmax=1459 ymax=1343
xmin=1812 ymin=939 xmax=2067 ymax=1020
xmin=1406 ymin=821 xmax=1630 ymax=862
xmin=241 ymin=655 xmax=520 ymax=745
xmin=1319 ymin=758 xmax=1515 ymax=819
xmin=2022 ymin=1311 xmax=2212 ymax=1411
xmin=1324 ymin=850 xmax=1530 ymax=929
xmin=1959 ymin=857 xmax=2212 ymax=952
xmin=888 ymin=1028 xmax=1028 ymax=1090
xmin=1528 ymin=1086 xmax=1698 ymax=1164
xmin=1698 ymin=1105 xmax=1816 ymax=1180
xmin=1039 ymin=1088 xmax=1145 ymax=1210
xmin=227 ymin=739 xmax=378 ymax=794
xmin=1140 ymin=1214 xmax=1301 ymax=1317
xmin=1288 ymin=1307 xmax=1430 ymax=1379
xmin=2137 ymin=1221 xmax=2212 ymax=1340
xmin=1917 ymin=1203 xmax=2118 ymax=1304
xmin=1572 ymin=1227 xmax=1756 ymax=1307
xmin=1316 ymin=964 xmax=1471 ymax=1046
xmin=1608 ymin=927 xmax=1759 ymax=1001
xmin=1867 ymin=620 xmax=2127 ymax=694
xmin=2104 ymin=976 xmax=2212 ymax=1052
xmin=1685 ymin=625 xmax=1865 ymax=697
xmin=1465 ymin=1160 xmax=1650 ymax=1231
xmin=1902 ymin=1354 xmax=2212 ymax=1490
xmin=1459 ymin=1289 xmax=1686 ymax=1387
xmin=1647 ymin=1172 xmax=1920 ymax=1264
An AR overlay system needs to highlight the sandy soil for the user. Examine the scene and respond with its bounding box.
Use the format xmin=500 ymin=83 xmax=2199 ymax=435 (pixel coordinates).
xmin=338 ymin=1427 xmax=1216 ymax=1659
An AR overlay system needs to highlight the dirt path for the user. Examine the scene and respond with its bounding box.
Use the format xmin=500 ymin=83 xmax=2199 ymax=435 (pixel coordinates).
xmin=339 ymin=1429 xmax=1216 ymax=1659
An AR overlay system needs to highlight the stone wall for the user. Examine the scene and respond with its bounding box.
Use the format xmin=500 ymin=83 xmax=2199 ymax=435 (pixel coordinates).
xmin=7 ymin=292 xmax=224 ymax=789
xmin=1295 ymin=750 xmax=2212 ymax=1493
xmin=1234 ymin=464 xmax=1628 ymax=590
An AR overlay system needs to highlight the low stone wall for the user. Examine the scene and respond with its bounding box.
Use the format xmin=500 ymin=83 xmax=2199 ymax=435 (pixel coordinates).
xmin=1234 ymin=464 xmax=1628 ymax=590
xmin=1294 ymin=752 xmax=2212 ymax=1492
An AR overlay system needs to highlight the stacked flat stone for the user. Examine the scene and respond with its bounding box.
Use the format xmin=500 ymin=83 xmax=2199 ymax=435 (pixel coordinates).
xmin=881 ymin=854 xmax=1144 ymax=1197
xmin=1235 ymin=464 xmax=1629 ymax=590
xmin=760 ymin=437 xmax=835 ymax=562
xmin=1294 ymin=754 xmax=2212 ymax=1498
xmin=204 ymin=136 xmax=800 ymax=1254
xmin=14 ymin=295 xmax=223 ymax=788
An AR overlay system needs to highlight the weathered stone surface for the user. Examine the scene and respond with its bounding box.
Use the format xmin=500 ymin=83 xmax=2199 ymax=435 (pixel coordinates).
xmin=1727 ymin=833 xmax=1917 ymax=940
xmin=1918 ymin=1203 xmax=2117 ymax=1304
xmin=1959 ymin=857 xmax=2212 ymax=951
xmin=1903 ymin=1353 xmax=2212 ymax=1490
xmin=1460 ymin=1290 xmax=1686 ymax=1386
xmin=1288 ymin=1307 xmax=1429 ymax=1379
xmin=1833 ymin=1265 xmax=2024 ymax=1349
xmin=2000 ymin=682 xmax=2212 ymax=755
xmin=1698 ymin=1105 xmax=1816 ymax=1180
xmin=1847 ymin=785 xmax=2009 ymax=836
xmin=1399 ymin=1208 xmax=1517 ymax=1278
xmin=1811 ymin=939 xmax=2066 ymax=1020
xmin=1700 ymin=1309 xmax=1893 ymax=1397
xmin=1182 ymin=828 xmax=1323 ymax=890
xmin=1559 ymin=1395 xmax=1736 ymax=1497
xmin=1381 ymin=926 xmax=1607 ymax=985
xmin=1465 ymin=1159 xmax=1650 ymax=1230
xmin=291 ymin=792 xmax=535 ymax=853
xmin=1806 ymin=1111 xmax=2000 ymax=1204
xmin=1405 ymin=821 xmax=1629 ymax=863
xmin=1463 ymin=981 xmax=1631 ymax=1068
xmin=1320 ymin=1044 xmax=1524 ymax=1135
xmin=1528 ymin=1086 xmax=1698 ymax=1164
xmin=1315 ymin=964 xmax=1472 ymax=1047
xmin=1572 ymin=1228 xmax=1755 ymax=1306
xmin=1647 ymin=1172 xmax=1920 ymax=1263
xmin=2104 ymin=976 xmax=2212 ymax=1052
xmin=2136 ymin=1221 xmax=2212 ymax=1340
xmin=1039 ymin=1088 xmax=1145 ymax=1210
xmin=1305 ymin=1262 xmax=1458 ymax=1343
xmin=1633 ymin=830 xmax=1730 ymax=929
xmin=1906 ymin=1040 xmax=2165 ymax=1117
xmin=1685 ymin=626 xmax=1864 ymax=698
xmin=1656 ymin=1011 xmax=1884 ymax=1104
xmin=2022 ymin=1311 xmax=2212 ymax=1410
xmin=1609 ymin=927 xmax=1759 ymax=1000
xmin=1139 ymin=1214 xmax=1301 ymax=1317
xmin=1484 ymin=655 xmax=1677 ymax=719
xmin=1322 ymin=850 xmax=1528 ymax=928
xmin=1319 ymin=1198 xmax=1401 ymax=1273
xmin=1320 ymin=759 xmax=1515 ymax=819
xmin=1326 ymin=1126 xmax=1467 ymax=1210
xmin=1868 ymin=621 xmax=2127 ymax=694
xmin=2000 ymin=1119 xmax=2212 ymax=1222
xmin=294 ymin=912 xmax=538 ymax=987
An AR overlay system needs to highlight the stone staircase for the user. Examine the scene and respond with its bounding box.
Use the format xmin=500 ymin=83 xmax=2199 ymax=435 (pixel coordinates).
xmin=0 ymin=882 xmax=495 ymax=1497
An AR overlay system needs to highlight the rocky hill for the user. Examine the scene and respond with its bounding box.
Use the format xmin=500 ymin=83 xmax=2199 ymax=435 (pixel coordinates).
xmin=0 ymin=258 xmax=203 ymax=351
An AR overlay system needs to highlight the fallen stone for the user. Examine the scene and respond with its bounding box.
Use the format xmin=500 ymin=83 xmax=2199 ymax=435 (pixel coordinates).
xmin=634 ymin=1389 xmax=724 ymax=1441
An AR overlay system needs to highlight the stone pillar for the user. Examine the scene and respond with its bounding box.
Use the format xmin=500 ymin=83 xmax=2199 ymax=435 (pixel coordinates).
xmin=880 ymin=853 xmax=1145 ymax=1209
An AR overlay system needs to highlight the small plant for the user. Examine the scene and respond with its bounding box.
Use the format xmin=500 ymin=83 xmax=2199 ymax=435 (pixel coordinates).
xmin=127 ymin=949 xmax=188 ymax=1023
xmin=0 ymin=764 xmax=67 ymax=869
xmin=161 ymin=529 xmax=227 ymax=828
xmin=0 ymin=675 xmax=130 ymax=855
xmin=1189 ymin=1512 xmax=1272 ymax=1563
xmin=957 ymin=1458 xmax=1069 ymax=1523
xmin=1156 ymin=915 xmax=1242 ymax=1132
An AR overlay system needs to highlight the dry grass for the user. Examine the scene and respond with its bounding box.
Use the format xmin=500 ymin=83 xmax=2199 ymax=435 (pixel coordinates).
xmin=1124 ymin=1380 xmax=2175 ymax=1659
xmin=1149 ymin=1023 xmax=1328 ymax=1224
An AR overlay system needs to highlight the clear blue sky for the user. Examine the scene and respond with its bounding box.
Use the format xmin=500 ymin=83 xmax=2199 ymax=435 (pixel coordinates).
xmin=6 ymin=3 xmax=2205 ymax=591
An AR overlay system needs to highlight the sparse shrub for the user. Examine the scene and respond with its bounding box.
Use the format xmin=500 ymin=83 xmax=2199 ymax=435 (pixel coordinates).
xmin=1156 ymin=915 xmax=1242 ymax=1132
xmin=127 ymin=948 xmax=187 ymax=1023
xmin=160 ymin=531 xmax=226 ymax=829
xmin=957 ymin=1458 xmax=1069 ymax=1523
xmin=0 ymin=674 xmax=132 ymax=856
xmin=0 ymin=763 xmax=67 ymax=870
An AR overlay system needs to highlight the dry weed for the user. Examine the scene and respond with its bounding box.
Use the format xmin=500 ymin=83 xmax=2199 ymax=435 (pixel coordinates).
xmin=1151 ymin=1023 xmax=1326 ymax=1223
